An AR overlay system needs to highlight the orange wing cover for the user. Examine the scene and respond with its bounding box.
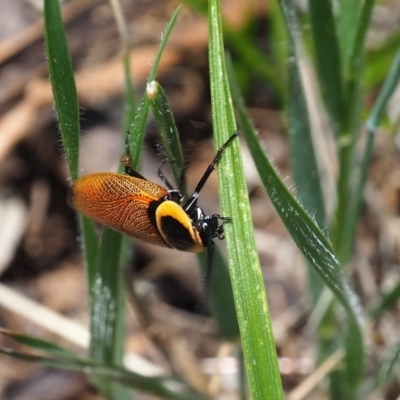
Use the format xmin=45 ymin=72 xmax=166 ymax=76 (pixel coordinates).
xmin=72 ymin=173 xmax=169 ymax=247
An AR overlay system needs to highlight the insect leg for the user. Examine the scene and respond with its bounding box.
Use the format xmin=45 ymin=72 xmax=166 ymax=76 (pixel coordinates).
xmin=183 ymin=131 xmax=238 ymax=213
xmin=157 ymin=159 xmax=176 ymax=190
xmin=121 ymin=132 xmax=148 ymax=180
xmin=121 ymin=131 xmax=133 ymax=168
xmin=195 ymin=240 xmax=215 ymax=317
xmin=213 ymin=215 xmax=232 ymax=240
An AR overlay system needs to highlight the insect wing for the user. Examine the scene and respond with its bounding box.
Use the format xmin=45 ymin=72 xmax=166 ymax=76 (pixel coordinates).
xmin=72 ymin=173 xmax=169 ymax=247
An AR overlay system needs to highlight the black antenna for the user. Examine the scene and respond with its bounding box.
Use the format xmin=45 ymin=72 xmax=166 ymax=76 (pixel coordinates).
xmin=183 ymin=131 xmax=239 ymax=214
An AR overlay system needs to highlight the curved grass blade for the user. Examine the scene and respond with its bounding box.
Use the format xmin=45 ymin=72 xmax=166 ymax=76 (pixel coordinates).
xmin=0 ymin=328 xmax=78 ymax=360
xmin=227 ymin=53 xmax=364 ymax=389
xmin=280 ymin=1 xmax=326 ymax=301
xmin=209 ymin=0 xmax=284 ymax=398
xmin=0 ymin=347 xmax=203 ymax=400
xmin=277 ymin=1 xmax=326 ymax=229
xmin=339 ymin=47 xmax=400 ymax=268
xmin=362 ymin=48 xmax=400 ymax=320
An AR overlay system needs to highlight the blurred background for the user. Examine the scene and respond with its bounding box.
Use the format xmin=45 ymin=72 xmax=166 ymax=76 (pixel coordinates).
xmin=1 ymin=0 xmax=400 ymax=399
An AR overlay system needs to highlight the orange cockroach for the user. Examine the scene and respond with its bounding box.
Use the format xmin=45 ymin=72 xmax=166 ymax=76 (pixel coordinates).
xmin=71 ymin=131 xmax=238 ymax=293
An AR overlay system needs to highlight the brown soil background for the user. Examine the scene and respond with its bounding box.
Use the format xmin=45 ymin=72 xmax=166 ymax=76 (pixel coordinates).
xmin=1 ymin=0 xmax=400 ymax=399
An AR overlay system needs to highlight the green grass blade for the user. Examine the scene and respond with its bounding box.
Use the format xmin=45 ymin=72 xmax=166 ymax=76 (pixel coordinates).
xmin=0 ymin=329 xmax=79 ymax=360
xmin=345 ymin=0 xmax=375 ymax=78
xmin=126 ymin=7 xmax=183 ymax=167
xmin=280 ymin=1 xmax=326 ymax=228
xmin=209 ymin=1 xmax=284 ymax=399
xmin=333 ymin=1 xmax=374 ymax=264
xmin=308 ymin=0 xmax=344 ymax=131
xmin=361 ymin=48 xmax=400 ymax=320
xmin=89 ymin=230 xmax=129 ymax=399
xmin=80 ymin=217 xmax=100 ymax=286
xmin=228 ymin=53 xmax=365 ymax=388
xmin=337 ymin=0 xmax=360 ymax=76
xmin=127 ymin=93 xmax=150 ymax=169
xmin=43 ymin=0 xmax=100 ymax=285
xmin=127 ymin=4 xmax=182 ymax=167
xmin=148 ymin=5 xmax=182 ymax=82
xmin=44 ymin=0 xmax=101 ymax=283
xmin=365 ymin=31 xmax=400 ymax=88
xmin=269 ymin=0 xmax=288 ymax=85
xmin=0 ymin=347 xmax=203 ymax=400
xmin=89 ymin=230 xmax=125 ymax=364
xmin=127 ymin=5 xmax=182 ymax=166
xmin=339 ymin=46 xmax=400 ymax=267
xmin=279 ymin=0 xmax=326 ymax=301
xmin=147 ymin=81 xmax=185 ymax=190
xmin=366 ymin=47 xmax=400 ymax=132
xmin=43 ymin=0 xmax=80 ymax=182
xmin=145 ymin=6 xmax=186 ymax=190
